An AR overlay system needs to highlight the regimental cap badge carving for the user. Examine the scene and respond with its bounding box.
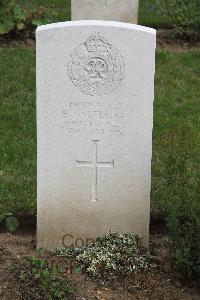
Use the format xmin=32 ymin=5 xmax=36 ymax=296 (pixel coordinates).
xmin=67 ymin=33 xmax=125 ymax=96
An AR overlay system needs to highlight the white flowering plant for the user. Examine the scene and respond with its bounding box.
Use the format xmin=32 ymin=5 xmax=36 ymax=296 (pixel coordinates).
xmin=76 ymin=231 xmax=150 ymax=281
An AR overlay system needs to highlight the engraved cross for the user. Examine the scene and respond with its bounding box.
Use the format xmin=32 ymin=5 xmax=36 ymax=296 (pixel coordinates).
xmin=76 ymin=140 xmax=114 ymax=201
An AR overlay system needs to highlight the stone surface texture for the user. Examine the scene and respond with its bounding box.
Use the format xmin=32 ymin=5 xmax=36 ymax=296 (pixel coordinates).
xmin=72 ymin=0 xmax=139 ymax=24
xmin=36 ymin=21 xmax=156 ymax=249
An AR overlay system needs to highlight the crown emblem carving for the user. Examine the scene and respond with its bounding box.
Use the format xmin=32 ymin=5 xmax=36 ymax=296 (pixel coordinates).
xmin=85 ymin=34 xmax=107 ymax=52
xmin=67 ymin=34 xmax=125 ymax=96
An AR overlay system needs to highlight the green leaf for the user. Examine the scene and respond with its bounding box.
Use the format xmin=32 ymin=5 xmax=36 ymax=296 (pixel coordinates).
xmin=0 ymin=213 xmax=5 ymax=223
xmin=14 ymin=5 xmax=26 ymax=21
xmin=5 ymin=211 xmax=13 ymax=217
xmin=8 ymin=0 xmax=16 ymax=9
xmin=72 ymin=265 xmax=81 ymax=273
xmin=0 ymin=208 xmax=13 ymax=218
xmin=0 ymin=18 xmax=15 ymax=34
xmin=28 ymin=3 xmax=37 ymax=13
xmin=37 ymin=248 xmax=46 ymax=256
xmin=19 ymin=271 xmax=27 ymax=281
xmin=16 ymin=22 xmax=25 ymax=30
xmin=32 ymin=19 xmax=43 ymax=26
xmin=5 ymin=216 xmax=19 ymax=232
xmin=32 ymin=18 xmax=49 ymax=26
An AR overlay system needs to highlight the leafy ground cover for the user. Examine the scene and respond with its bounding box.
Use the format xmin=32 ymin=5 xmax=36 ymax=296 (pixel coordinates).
xmin=0 ymin=230 xmax=200 ymax=299
xmin=17 ymin=0 xmax=71 ymax=22
xmin=15 ymin=0 xmax=171 ymax=27
xmin=139 ymin=0 xmax=171 ymax=28
xmin=54 ymin=232 xmax=150 ymax=282
xmin=0 ymin=48 xmax=199 ymax=218
xmin=1 ymin=1 xmax=199 ymax=39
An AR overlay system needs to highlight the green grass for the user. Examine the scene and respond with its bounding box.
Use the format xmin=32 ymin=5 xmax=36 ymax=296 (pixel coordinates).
xmin=0 ymin=48 xmax=36 ymax=215
xmin=152 ymin=50 xmax=200 ymax=217
xmin=0 ymin=48 xmax=199 ymax=216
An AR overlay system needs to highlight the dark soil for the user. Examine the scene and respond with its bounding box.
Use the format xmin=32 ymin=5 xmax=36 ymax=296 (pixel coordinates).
xmin=0 ymin=29 xmax=200 ymax=52
xmin=0 ymin=36 xmax=36 ymax=48
xmin=0 ymin=228 xmax=200 ymax=300
xmin=156 ymin=29 xmax=200 ymax=52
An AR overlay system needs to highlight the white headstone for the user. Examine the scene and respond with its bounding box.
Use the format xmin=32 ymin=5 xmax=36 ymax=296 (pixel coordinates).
xmin=36 ymin=21 xmax=156 ymax=249
xmin=72 ymin=0 xmax=139 ymax=24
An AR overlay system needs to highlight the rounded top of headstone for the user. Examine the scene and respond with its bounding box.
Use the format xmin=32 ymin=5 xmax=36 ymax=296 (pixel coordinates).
xmin=36 ymin=20 xmax=156 ymax=36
